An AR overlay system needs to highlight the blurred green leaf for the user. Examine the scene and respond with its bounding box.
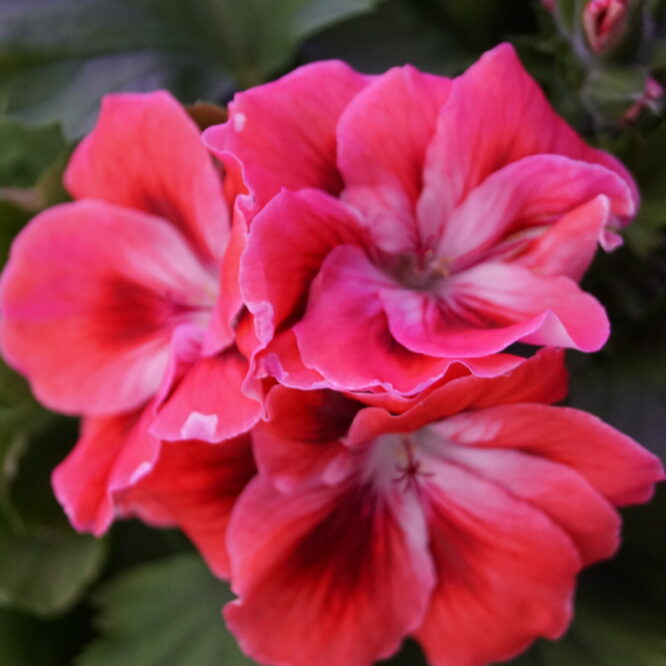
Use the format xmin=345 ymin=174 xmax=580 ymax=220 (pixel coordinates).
xmin=0 ymin=0 xmax=380 ymax=138
xmin=581 ymin=66 xmax=650 ymax=125
xmin=77 ymin=553 xmax=255 ymax=666
xmin=0 ymin=608 xmax=70 ymax=665
xmin=303 ymin=0 xmax=473 ymax=76
xmin=0 ymin=512 xmax=106 ymax=617
xmin=0 ymin=200 xmax=30 ymax=267
xmin=0 ymin=119 xmax=65 ymax=188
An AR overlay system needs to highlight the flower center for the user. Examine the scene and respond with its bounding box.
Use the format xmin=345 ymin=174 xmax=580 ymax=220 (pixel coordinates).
xmin=385 ymin=249 xmax=452 ymax=291
xmin=389 ymin=436 xmax=433 ymax=496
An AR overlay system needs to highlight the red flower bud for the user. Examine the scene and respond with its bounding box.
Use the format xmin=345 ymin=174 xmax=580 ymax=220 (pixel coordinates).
xmin=582 ymin=0 xmax=629 ymax=54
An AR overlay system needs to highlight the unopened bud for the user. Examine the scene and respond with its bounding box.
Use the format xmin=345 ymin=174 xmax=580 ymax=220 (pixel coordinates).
xmin=623 ymin=76 xmax=664 ymax=124
xmin=582 ymin=0 xmax=629 ymax=54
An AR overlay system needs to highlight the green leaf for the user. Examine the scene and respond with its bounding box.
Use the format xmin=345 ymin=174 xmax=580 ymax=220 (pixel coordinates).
xmin=0 ymin=199 xmax=30 ymax=267
xmin=0 ymin=119 xmax=66 ymax=188
xmin=0 ymin=0 xmax=380 ymax=138
xmin=0 ymin=512 xmax=106 ymax=617
xmin=303 ymin=0 xmax=473 ymax=76
xmin=0 ymin=609 xmax=66 ymax=665
xmin=77 ymin=553 xmax=255 ymax=666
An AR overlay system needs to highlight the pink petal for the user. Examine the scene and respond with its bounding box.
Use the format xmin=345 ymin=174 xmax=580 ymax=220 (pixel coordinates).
xmin=416 ymin=461 xmax=581 ymax=666
xmin=122 ymin=435 xmax=256 ymax=579
xmin=380 ymin=286 xmax=549 ymax=358
xmin=202 ymin=205 xmax=249 ymax=356
xmin=438 ymin=155 xmax=634 ymax=269
xmin=0 ymin=201 xmax=217 ymax=415
xmin=516 ymin=195 xmax=611 ymax=281
xmin=256 ymin=330 xmax=329 ymax=390
xmin=65 ymin=91 xmax=229 ymax=263
xmin=347 ymin=348 xmax=567 ymax=445
xmin=225 ymin=476 xmax=435 ymax=666
xmin=52 ymin=404 xmax=161 ymax=536
xmin=151 ymin=348 xmax=261 ymax=443
xmin=381 ymin=260 xmax=609 ymax=358
xmin=240 ymin=189 xmax=366 ymax=347
xmin=337 ymin=67 xmax=451 ymax=254
xmin=417 ymin=43 xmax=637 ymax=237
xmin=437 ymin=404 xmax=665 ymax=505
xmin=204 ymin=61 xmax=369 ymax=208
xmin=294 ymin=244 xmax=456 ymax=394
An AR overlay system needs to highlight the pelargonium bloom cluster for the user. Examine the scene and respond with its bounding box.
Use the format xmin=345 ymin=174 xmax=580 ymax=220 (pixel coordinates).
xmin=0 ymin=43 xmax=662 ymax=666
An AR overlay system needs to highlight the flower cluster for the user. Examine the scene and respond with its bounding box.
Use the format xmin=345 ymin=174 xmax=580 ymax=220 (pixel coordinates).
xmin=0 ymin=44 xmax=662 ymax=666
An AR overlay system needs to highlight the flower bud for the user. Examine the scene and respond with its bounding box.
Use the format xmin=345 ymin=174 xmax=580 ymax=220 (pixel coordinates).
xmin=623 ymin=76 xmax=664 ymax=124
xmin=582 ymin=0 xmax=629 ymax=54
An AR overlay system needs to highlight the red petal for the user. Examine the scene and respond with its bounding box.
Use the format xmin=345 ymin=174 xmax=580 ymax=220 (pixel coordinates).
xmin=52 ymin=405 xmax=160 ymax=535
xmin=416 ymin=461 xmax=581 ymax=666
xmin=123 ymin=435 xmax=256 ymax=578
xmin=225 ymin=476 xmax=434 ymax=666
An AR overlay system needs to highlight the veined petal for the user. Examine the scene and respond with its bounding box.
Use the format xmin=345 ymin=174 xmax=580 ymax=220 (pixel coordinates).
xmin=437 ymin=155 xmax=634 ymax=268
xmin=240 ymin=189 xmax=366 ymax=347
xmin=0 ymin=201 xmax=217 ymax=415
xmin=204 ymin=61 xmax=369 ymax=208
xmin=65 ymin=91 xmax=229 ymax=263
xmin=225 ymin=476 xmax=435 ymax=666
xmin=423 ymin=423 xmax=620 ymax=564
xmin=446 ymin=262 xmax=609 ymax=353
xmin=338 ymin=66 xmax=451 ymax=254
xmin=436 ymin=404 xmax=665 ymax=505
xmin=515 ymin=195 xmax=611 ymax=281
xmin=416 ymin=461 xmax=581 ymax=666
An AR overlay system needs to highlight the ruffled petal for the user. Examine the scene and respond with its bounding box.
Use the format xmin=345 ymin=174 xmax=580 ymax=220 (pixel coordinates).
xmin=337 ymin=66 xmax=451 ymax=254
xmin=204 ymin=61 xmax=369 ymax=208
xmin=122 ymin=435 xmax=256 ymax=578
xmin=225 ymin=476 xmax=435 ymax=666
xmin=240 ymin=189 xmax=366 ymax=347
xmin=347 ymin=348 xmax=567 ymax=445
xmin=65 ymin=91 xmax=229 ymax=263
xmin=0 ymin=201 xmax=217 ymax=415
xmin=294 ymin=245 xmax=456 ymax=394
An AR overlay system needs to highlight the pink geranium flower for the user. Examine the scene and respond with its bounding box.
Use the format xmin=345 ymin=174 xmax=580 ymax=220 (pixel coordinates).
xmin=220 ymin=350 xmax=663 ymax=666
xmin=0 ymin=92 xmax=262 ymax=535
xmin=205 ymin=44 xmax=638 ymax=395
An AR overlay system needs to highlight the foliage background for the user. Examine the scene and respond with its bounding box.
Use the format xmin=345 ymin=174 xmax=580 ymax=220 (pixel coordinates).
xmin=0 ymin=0 xmax=665 ymax=664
